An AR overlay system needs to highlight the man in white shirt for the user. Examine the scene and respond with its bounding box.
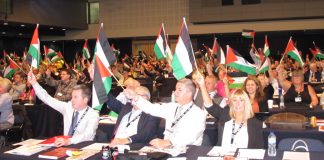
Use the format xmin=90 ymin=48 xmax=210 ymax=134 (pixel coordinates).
xmin=124 ymin=78 xmax=206 ymax=148
xmin=27 ymin=71 xmax=99 ymax=147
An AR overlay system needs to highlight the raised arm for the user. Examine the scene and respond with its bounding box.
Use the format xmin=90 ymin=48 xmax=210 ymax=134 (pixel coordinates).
xmin=27 ymin=70 xmax=67 ymax=115
xmin=276 ymin=65 xmax=291 ymax=91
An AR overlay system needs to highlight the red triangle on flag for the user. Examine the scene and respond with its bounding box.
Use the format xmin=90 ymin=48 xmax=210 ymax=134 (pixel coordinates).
xmin=95 ymin=56 xmax=111 ymax=78
xmin=31 ymin=26 xmax=39 ymax=45
xmin=226 ymin=46 xmax=238 ymax=64
xmin=9 ymin=59 xmax=19 ymax=69
xmin=284 ymin=38 xmax=295 ymax=54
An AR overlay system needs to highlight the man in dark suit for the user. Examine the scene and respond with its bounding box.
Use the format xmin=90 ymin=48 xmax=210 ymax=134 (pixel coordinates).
xmin=304 ymin=62 xmax=321 ymax=82
xmin=106 ymin=86 xmax=160 ymax=145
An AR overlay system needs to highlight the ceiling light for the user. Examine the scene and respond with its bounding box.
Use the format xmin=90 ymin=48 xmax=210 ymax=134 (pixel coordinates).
xmin=74 ymin=40 xmax=77 ymax=41
xmin=52 ymin=41 xmax=56 ymax=42
xmin=18 ymin=33 xmax=23 ymax=36
xmin=62 ymin=28 xmax=66 ymax=31
xmin=50 ymin=27 xmax=54 ymax=30
xmin=3 ymin=22 xmax=8 ymax=25
xmin=2 ymin=32 xmax=5 ymax=34
xmin=21 ymin=24 xmax=25 ymax=27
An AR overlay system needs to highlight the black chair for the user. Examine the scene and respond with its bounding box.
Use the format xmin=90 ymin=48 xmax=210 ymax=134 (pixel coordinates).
xmin=278 ymin=138 xmax=324 ymax=152
xmin=0 ymin=105 xmax=25 ymax=146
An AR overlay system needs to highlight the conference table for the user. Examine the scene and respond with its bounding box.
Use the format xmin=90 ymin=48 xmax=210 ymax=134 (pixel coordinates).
xmin=1 ymin=141 xmax=324 ymax=160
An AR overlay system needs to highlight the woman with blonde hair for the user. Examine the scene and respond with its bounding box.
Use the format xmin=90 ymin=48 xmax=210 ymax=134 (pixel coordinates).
xmin=194 ymin=73 xmax=263 ymax=149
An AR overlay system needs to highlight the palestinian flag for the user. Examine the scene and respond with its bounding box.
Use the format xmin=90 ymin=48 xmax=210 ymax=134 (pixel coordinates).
xmin=226 ymin=45 xmax=256 ymax=75
xmin=227 ymin=72 xmax=248 ymax=89
xmin=51 ymin=55 xmax=63 ymax=63
xmin=4 ymin=58 xmax=19 ymax=79
xmin=44 ymin=45 xmax=56 ymax=58
xmin=284 ymin=37 xmax=304 ymax=67
xmin=212 ymin=38 xmax=225 ymax=64
xmin=171 ymin=18 xmax=195 ymax=80
xmin=165 ymin=34 xmax=173 ymax=64
xmin=92 ymin=24 xmax=117 ymax=111
xmin=258 ymin=58 xmax=270 ymax=74
xmin=57 ymin=51 xmax=64 ymax=59
xmin=154 ymin=24 xmax=167 ymax=60
xmin=309 ymin=44 xmax=324 ymax=59
xmin=83 ymin=39 xmax=91 ymax=60
xmin=242 ymin=29 xmax=255 ymax=39
xmin=263 ymin=35 xmax=270 ymax=57
xmin=26 ymin=24 xmax=40 ymax=68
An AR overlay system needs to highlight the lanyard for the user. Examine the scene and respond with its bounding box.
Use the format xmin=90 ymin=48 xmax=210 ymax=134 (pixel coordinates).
xmin=71 ymin=107 xmax=89 ymax=136
xmin=171 ymin=104 xmax=193 ymax=128
xmin=230 ymin=120 xmax=244 ymax=144
xmin=126 ymin=112 xmax=142 ymax=127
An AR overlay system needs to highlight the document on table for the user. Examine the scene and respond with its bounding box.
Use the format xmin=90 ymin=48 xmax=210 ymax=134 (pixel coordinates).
xmin=207 ymin=146 xmax=236 ymax=157
xmin=237 ymin=149 xmax=265 ymax=159
xmin=283 ymin=151 xmax=310 ymax=160
xmin=12 ymin=139 xmax=44 ymax=146
xmin=5 ymin=145 xmax=51 ymax=156
xmin=81 ymin=143 xmax=110 ymax=151
xmin=197 ymin=157 xmax=223 ymax=160
xmin=167 ymin=158 xmax=187 ymax=160
xmin=139 ymin=146 xmax=187 ymax=157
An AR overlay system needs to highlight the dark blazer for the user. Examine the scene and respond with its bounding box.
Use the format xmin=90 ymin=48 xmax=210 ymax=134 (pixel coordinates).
xmin=217 ymin=117 xmax=264 ymax=149
xmin=205 ymin=102 xmax=230 ymax=124
xmin=106 ymin=93 xmax=160 ymax=144
xmin=304 ymin=70 xmax=321 ymax=82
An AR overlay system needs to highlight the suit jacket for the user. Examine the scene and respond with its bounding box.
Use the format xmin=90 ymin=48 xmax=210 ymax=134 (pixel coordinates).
xmin=194 ymin=89 xmax=224 ymax=109
xmin=106 ymin=94 xmax=160 ymax=144
xmin=205 ymin=103 xmax=230 ymax=124
xmin=217 ymin=117 xmax=264 ymax=149
xmin=304 ymin=70 xmax=321 ymax=82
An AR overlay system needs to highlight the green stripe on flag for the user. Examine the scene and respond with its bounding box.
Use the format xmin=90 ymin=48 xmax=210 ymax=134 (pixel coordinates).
xmin=154 ymin=42 xmax=165 ymax=60
xmin=316 ymin=53 xmax=324 ymax=59
xmin=287 ymin=51 xmax=303 ymax=66
xmin=171 ymin=53 xmax=188 ymax=80
xmin=228 ymin=63 xmax=256 ymax=75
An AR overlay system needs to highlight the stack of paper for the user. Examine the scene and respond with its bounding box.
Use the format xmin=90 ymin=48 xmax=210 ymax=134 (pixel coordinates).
xmin=5 ymin=145 xmax=50 ymax=156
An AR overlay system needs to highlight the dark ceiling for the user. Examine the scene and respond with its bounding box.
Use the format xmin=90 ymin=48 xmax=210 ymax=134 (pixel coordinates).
xmin=0 ymin=20 xmax=67 ymax=38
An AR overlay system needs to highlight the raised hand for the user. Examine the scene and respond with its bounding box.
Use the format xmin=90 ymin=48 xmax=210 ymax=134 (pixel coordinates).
xmin=27 ymin=70 xmax=37 ymax=85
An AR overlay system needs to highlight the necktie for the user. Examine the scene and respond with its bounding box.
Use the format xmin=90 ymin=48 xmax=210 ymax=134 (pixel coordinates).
xmin=68 ymin=111 xmax=79 ymax=136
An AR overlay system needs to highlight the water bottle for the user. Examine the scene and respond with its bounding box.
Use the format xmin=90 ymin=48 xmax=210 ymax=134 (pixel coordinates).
xmin=279 ymin=93 xmax=285 ymax=109
xmin=171 ymin=91 xmax=176 ymax=103
xmin=268 ymin=132 xmax=277 ymax=157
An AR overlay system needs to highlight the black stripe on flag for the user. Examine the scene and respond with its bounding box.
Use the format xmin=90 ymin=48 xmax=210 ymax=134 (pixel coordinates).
xmin=98 ymin=29 xmax=117 ymax=65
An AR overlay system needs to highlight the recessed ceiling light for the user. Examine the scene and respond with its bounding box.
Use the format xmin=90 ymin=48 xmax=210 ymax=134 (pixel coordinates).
xmin=2 ymin=32 xmax=5 ymax=34
xmin=53 ymin=41 xmax=56 ymax=42
xmin=62 ymin=28 xmax=66 ymax=31
xmin=3 ymin=22 xmax=8 ymax=25
xmin=74 ymin=40 xmax=77 ymax=41
xmin=18 ymin=33 xmax=23 ymax=36
xmin=21 ymin=24 xmax=25 ymax=27
xmin=50 ymin=27 xmax=54 ymax=30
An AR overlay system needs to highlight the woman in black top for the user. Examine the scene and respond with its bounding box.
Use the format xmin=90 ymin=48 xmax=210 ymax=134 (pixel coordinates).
xmin=277 ymin=67 xmax=318 ymax=107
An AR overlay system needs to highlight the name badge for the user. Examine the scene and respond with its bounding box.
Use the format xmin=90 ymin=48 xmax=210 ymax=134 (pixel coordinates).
xmin=57 ymin=92 xmax=63 ymax=96
xmin=295 ymin=96 xmax=302 ymax=102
